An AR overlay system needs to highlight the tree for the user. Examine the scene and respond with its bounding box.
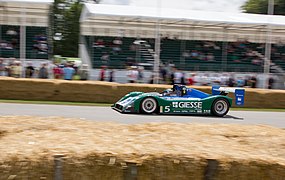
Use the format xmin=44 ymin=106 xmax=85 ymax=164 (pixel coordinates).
xmin=241 ymin=0 xmax=285 ymax=15
xmin=52 ymin=0 xmax=96 ymax=57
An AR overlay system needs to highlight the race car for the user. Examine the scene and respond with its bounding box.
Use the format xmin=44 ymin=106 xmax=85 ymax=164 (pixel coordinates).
xmin=112 ymin=85 xmax=245 ymax=117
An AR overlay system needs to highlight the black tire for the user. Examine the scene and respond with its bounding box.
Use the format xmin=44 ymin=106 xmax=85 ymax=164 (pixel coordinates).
xmin=140 ymin=97 xmax=158 ymax=114
xmin=211 ymin=98 xmax=230 ymax=117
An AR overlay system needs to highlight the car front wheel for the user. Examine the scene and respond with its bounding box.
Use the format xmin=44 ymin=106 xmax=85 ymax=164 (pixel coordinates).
xmin=211 ymin=98 xmax=229 ymax=117
xmin=140 ymin=97 xmax=158 ymax=114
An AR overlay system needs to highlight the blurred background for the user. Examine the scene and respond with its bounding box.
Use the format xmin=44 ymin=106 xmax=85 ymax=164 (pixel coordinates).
xmin=0 ymin=0 xmax=284 ymax=89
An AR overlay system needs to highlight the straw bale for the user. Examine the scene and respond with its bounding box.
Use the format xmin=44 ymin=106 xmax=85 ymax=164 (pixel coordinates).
xmin=0 ymin=130 xmax=6 ymax=138
xmin=240 ymin=88 xmax=285 ymax=108
xmin=0 ymin=116 xmax=284 ymax=179
xmin=53 ymin=80 xmax=119 ymax=102
xmin=0 ymin=78 xmax=55 ymax=101
xmin=0 ymin=77 xmax=285 ymax=108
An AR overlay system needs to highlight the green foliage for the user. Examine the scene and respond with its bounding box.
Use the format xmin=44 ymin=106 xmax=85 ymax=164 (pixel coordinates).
xmin=52 ymin=0 xmax=84 ymax=57
xmin=241 ymin=0 xmax=285 ymax=15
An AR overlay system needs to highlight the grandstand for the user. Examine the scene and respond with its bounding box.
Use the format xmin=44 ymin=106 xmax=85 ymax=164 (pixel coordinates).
xmin=80 ymin=3 xmax=285 ymax=75
xmin=0 ymin=0 xmax=52 ymax=62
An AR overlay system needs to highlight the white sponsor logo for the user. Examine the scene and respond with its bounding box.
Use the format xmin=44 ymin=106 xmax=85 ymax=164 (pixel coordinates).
xmin=172 ymin=102 xmax=178 ymax=108
xmin=172 ymin=102 xmax=202 ymax=109
xmin=237 ymin=97 xmax=242 ymax=101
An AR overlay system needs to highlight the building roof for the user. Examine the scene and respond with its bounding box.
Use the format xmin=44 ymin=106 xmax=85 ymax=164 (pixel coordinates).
xmin=0 ymin=0 xmax=53 ymax=27
xmin=1 ymin=0 xmax=53 ymax=3
xmin=80 ymin=3 xmax=285 ymax=42
xmin=81 ymin=3 xmax=285 ymax=27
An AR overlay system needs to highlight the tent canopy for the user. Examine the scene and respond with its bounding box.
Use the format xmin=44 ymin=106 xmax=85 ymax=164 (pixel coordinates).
xmin=80 ymin=3 xmax=285 ymax=43
xmin=0 ymin=0 xmax=53 ymax=27
xmin=4 ymin=0 xmax=53 ymax=3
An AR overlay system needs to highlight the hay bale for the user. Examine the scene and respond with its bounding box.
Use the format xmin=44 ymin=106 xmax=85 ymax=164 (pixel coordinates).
xmin=0 ymin=158 xmax=54 ymax=180
xmin=0 ymin=116 xmax=284 ymax=179
xmin=242 ymin=88 xmax=285 ymax=108
xmin=0 ymin=78 xmax=55 ymax=100
xmin=0 ymin=78 xmax=284 ymax=108
xmin=0 ymin=130 xmax=6 ymax=138
xmin=52 ymin=80 xmax=119 ymax=102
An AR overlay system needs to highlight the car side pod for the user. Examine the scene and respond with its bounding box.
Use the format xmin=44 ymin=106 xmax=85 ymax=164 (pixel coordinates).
xmin=212 ymin=86 xmax=245 ymax=106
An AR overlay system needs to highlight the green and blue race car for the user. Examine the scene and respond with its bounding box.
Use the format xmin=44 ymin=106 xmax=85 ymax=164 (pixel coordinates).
xmin=112 ymin=85 xmax=245 ymax=117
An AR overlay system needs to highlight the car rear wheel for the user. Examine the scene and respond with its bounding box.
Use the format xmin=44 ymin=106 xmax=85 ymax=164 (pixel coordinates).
xmin=140 ymin=97 xmax=158 ymax=114
xmin=211 ymin=98 xmax=229 ymax=117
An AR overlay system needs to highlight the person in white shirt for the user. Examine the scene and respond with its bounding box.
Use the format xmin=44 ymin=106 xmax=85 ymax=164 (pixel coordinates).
xmin=127 ymin=66 xmax=139 ymax=83
xmin=174 ymin=70 xmax=182 ymax=84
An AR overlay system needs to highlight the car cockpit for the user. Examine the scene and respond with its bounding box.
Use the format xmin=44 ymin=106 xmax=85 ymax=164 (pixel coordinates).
xmin=162 ymin=84 xmax=188 ymax=97
xmin=161 ymin=84 xmax=210 ymax=99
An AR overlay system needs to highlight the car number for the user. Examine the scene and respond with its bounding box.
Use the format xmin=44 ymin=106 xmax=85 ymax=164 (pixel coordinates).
xmin=164 ymin=106 xmax=170 ymax=112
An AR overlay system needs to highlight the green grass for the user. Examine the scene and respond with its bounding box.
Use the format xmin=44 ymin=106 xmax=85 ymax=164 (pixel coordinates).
xmin=0 ymin=99 xmax=284 ymax=112
xmin=231 ymin=108 xmax=285 ymax=112
xmin=0 ymin=99 xmax=112 ymax=107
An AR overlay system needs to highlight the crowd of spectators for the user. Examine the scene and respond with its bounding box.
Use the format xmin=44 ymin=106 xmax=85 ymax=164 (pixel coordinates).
xmin=181 ymin=39 xmax=266 ymax=66
xmin=0 ymin=27 xmax=48 ymax=56
xmin=182 ymin=41 xmax=220 ymax=62
xmin=98 ymin=65 xmax=115 ymax=82
xmin=182 ymin=39 xmax=285 ymax=68
xmin=0 ymin=57 xmax=277 ymax=89
xmin=156 ymin=63 xmax=263 ymax=88
xmin=33 ymin=34 xmax=48 ymax=54
xmin=0 ymin=57 xmax=89 ymax=81
xmin=97 ymin=62 xmax=274 ymax=89
xmin=0 ymin=29 xmax=18 ymax=50
xmin=227 ymin=40 xmax=265 ymax=65
xmin=93 ymin=38 xmax=124 ymax=66
xmin=92 ymin=36 xmax=285 ymax=72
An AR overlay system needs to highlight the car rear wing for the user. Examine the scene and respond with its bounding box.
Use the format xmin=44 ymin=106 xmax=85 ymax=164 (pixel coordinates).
xmin=212 ymin=86 xmax=245 ymax=106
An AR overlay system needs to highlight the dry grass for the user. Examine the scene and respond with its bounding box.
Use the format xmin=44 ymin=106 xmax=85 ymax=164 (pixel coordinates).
xmin=0 ymin=116 xmax=284 ymax=165
xmin=0 ymin=116 xmax=285 ymax=179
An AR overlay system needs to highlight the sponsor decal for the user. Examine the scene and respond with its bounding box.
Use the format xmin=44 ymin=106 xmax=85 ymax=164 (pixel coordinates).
xmin=172 ymin=102 xmax=179 ymax=108
xmin=235 ymin=89 xmax=245 ymax=106
xmin=172 ymin=102 xmax=202 ymax=109
xmin=203 ymin=110 xmax=211 ymax=113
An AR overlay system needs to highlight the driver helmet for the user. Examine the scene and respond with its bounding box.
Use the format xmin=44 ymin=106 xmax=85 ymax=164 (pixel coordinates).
xmin=162 ymin=88 xmax=173 ymax=96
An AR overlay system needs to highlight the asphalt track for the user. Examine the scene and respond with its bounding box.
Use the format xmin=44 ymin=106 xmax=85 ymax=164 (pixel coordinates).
xmin=0 ymin=103 xmax=284 ymax=128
